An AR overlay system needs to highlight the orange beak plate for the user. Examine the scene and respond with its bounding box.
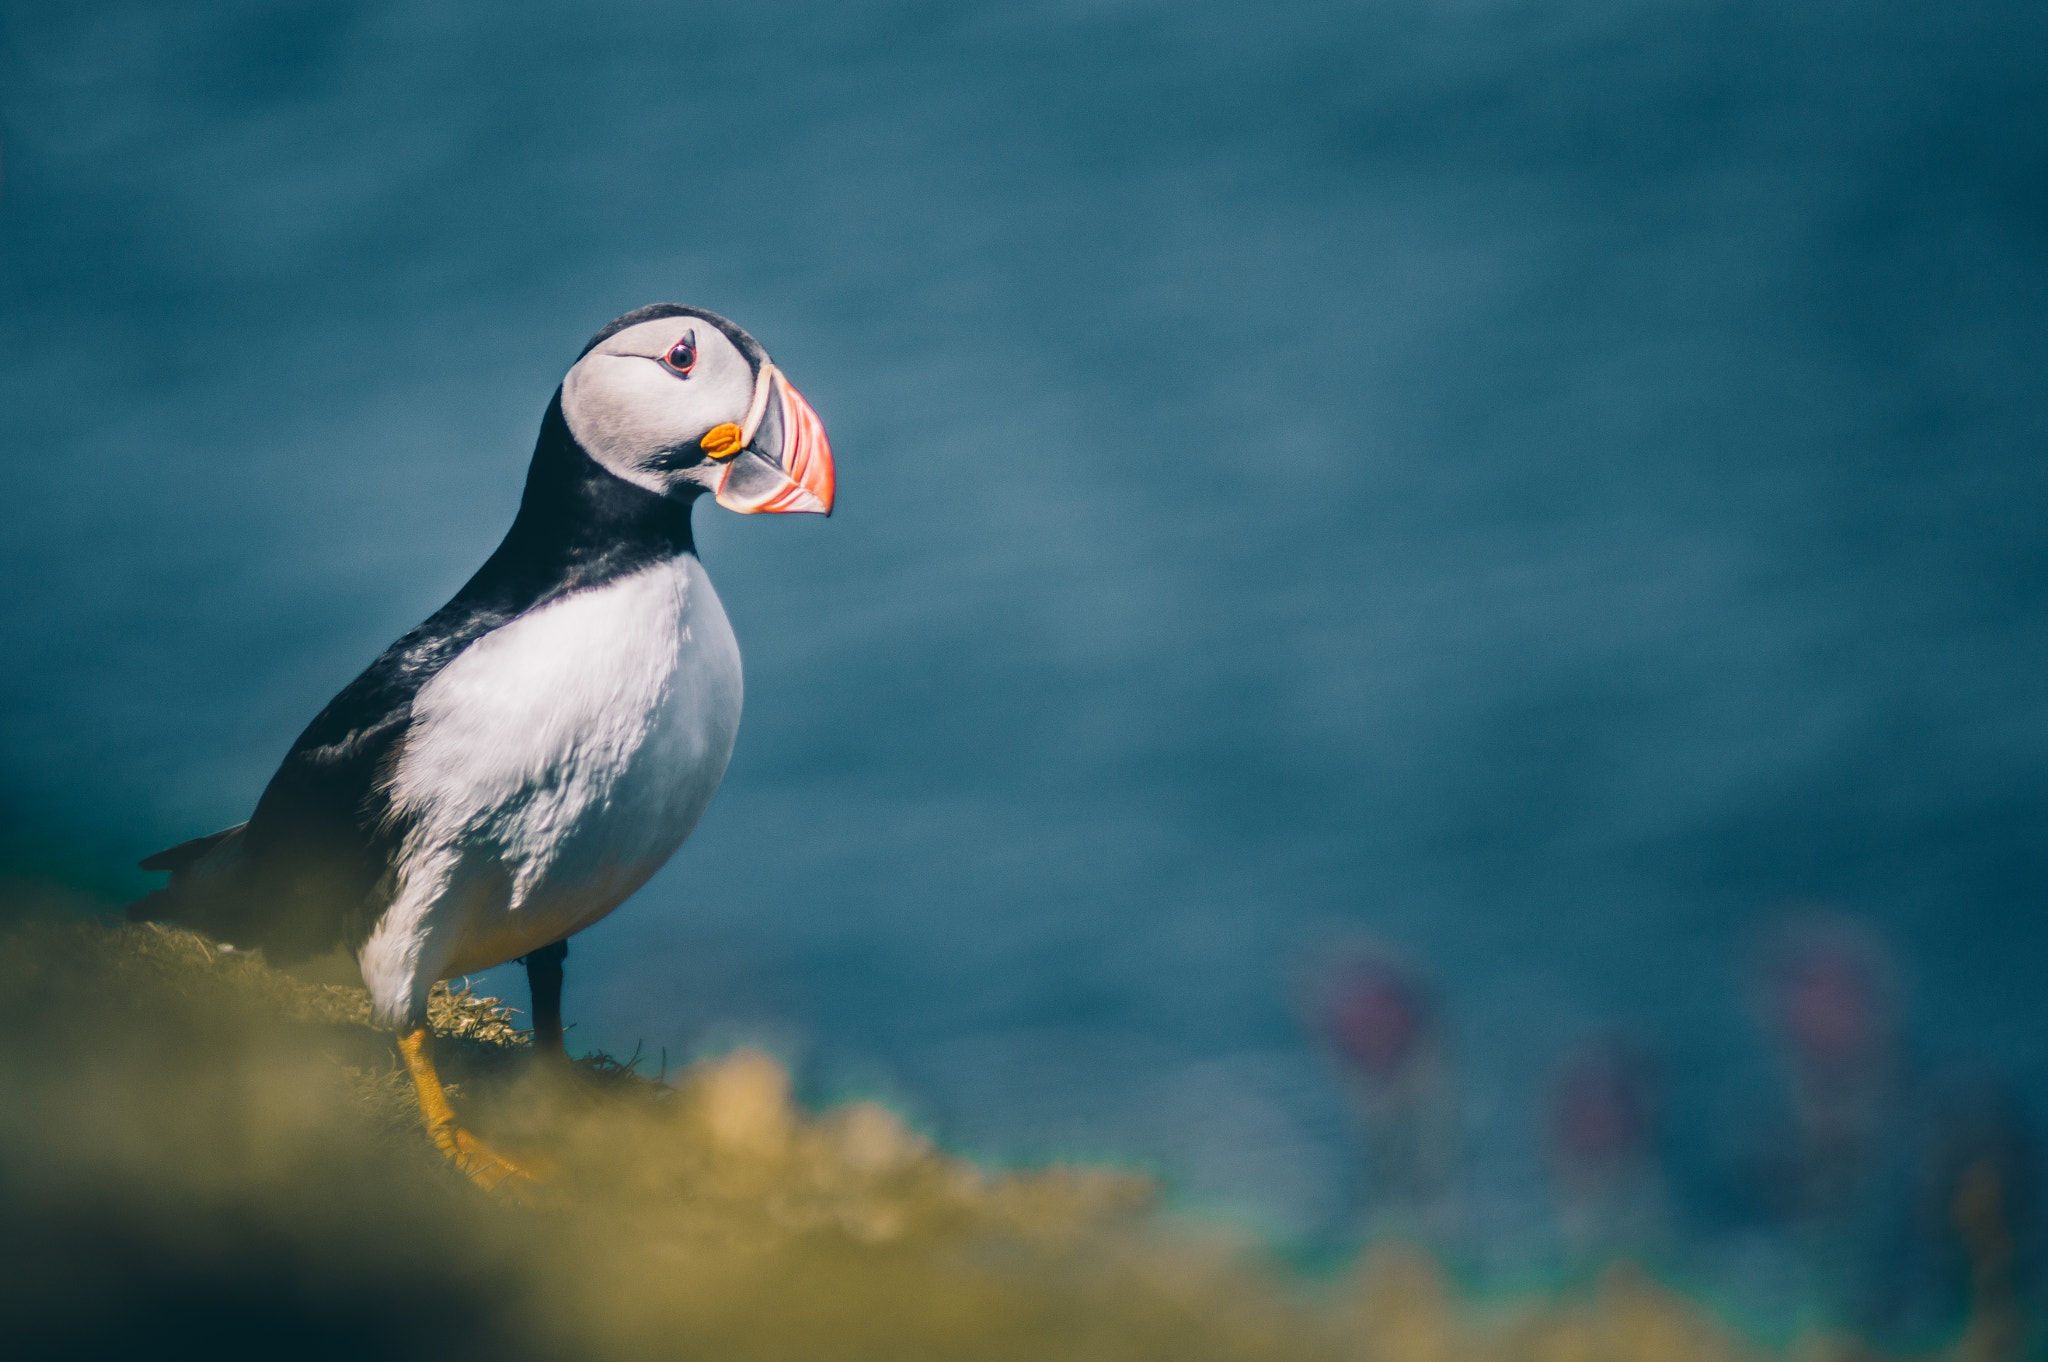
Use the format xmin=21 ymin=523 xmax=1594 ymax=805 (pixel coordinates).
xmin=715 ymin=370 xmax=835 ymax=516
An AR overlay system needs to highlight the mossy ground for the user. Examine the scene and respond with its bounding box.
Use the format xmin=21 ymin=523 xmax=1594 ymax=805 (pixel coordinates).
xmin=0 ymin=889 xmax=2013 ymax=1361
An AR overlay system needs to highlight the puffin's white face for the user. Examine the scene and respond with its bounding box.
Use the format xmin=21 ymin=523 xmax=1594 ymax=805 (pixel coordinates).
xmin=561 ymin=315 xmax=834 ymax=515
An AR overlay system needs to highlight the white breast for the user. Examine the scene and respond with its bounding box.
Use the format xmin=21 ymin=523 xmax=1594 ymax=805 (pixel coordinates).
xmin=371 ymin=555 xmax=742 ymax=988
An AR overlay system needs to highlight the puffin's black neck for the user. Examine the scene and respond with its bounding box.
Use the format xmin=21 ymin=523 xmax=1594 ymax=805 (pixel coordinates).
xmin=512 ymin=393 xmax=699 ymax=552
xmin=450 ymin=393 xmax=701 ymax=611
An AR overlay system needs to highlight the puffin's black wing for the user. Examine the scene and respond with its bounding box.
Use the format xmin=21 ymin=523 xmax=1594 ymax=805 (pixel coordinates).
xmin=138 ymin=825 xmax=244 ymax=873
xmin=128 ymin=602 xmax=495 ymax=959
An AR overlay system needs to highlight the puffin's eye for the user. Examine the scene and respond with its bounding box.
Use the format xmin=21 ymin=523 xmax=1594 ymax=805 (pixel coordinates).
xmin=662 ymin=332 xmax=698 ymax=375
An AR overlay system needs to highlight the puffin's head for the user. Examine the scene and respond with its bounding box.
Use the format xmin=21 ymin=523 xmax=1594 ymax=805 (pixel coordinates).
xmin=561 ymin=303 xmax=835 ymax=515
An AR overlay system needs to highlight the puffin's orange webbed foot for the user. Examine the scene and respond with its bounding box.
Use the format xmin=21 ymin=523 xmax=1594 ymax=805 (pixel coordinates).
xmin=449 ymin=1127 xmax=551 ymax=1198
xmin=397 ymin=1026 xmax=553 ymax=1200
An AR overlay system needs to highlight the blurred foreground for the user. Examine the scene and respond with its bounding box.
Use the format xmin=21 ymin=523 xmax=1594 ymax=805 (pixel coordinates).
xmin=0 ymin=890 xmax=2025 ymax=1361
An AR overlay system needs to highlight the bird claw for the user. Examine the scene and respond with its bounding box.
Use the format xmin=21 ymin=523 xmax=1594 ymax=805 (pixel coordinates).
xmin=397 ymin=1028 xmax=559 ymax=1202
xmin=450 ymin=1127 xmax=556 ymax=1200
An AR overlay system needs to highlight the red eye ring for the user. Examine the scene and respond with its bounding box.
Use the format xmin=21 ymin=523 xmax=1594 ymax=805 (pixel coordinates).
xmin=662 ymin=331 xmax=697 ymax=375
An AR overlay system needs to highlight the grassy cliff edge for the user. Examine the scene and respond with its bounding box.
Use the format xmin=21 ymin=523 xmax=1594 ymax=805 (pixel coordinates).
xmin=0 ymin=903 xmax=1995 ymax=1361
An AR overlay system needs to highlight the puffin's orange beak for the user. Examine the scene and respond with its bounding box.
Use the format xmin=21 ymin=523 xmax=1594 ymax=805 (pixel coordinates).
xmin=713 ymin=368 xmax=835 ymax=516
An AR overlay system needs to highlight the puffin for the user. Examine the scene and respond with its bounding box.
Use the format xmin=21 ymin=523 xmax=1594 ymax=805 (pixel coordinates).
xmin=128 ymin=304 xmax=834 ymax=1188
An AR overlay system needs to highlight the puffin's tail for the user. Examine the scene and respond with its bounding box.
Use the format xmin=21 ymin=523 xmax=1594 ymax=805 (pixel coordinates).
xmin=126 ymin=824 xmax=249 ymax=932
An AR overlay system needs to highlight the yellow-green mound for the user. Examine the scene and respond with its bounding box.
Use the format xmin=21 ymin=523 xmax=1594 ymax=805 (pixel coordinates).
xmin=0 ymin=900 xmax=1985 ymax=1362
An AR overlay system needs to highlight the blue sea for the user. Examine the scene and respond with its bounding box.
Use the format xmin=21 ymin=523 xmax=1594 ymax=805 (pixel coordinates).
xmin=3 ymin=0 xmax=2044 ymax=1332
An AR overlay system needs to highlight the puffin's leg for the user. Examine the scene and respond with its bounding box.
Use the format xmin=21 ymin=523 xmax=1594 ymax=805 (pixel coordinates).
xmin=395 ymin=1025 xmax=535 ymax=1194
xmin=367 ymin=862 xmax=542 ymax=1190
xmin=523 ymin=939 xmax=568 ymax=1055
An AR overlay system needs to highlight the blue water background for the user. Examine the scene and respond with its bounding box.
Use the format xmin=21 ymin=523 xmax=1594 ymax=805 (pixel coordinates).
xmin=3 ymin=0 xmax=2045 ymax=1322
